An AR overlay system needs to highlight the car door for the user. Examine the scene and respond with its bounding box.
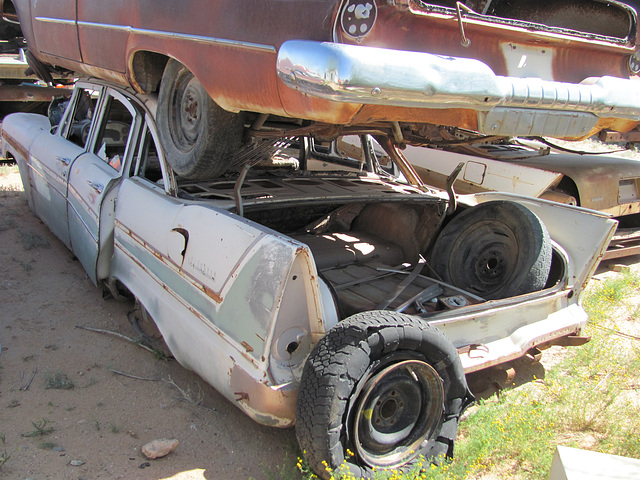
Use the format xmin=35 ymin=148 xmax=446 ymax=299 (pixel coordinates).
xmin=67 ymin=87 xmax=140 ymax=284
xmin=76 ymin=0 xmax=129 ymax=73
xmin=30 ymin=0 xmax=82 ymax=63
xmin=27 ymin=85 xmax=102 ymax=248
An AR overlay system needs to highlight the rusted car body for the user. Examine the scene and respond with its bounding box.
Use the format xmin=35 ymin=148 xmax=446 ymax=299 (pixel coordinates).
xmin=4 ymin=0 xmax=640 ymax=144
xmin=408 ymin=141 xmax=640 ymax=217
xmin=1 ymin=79 xmax=617 ymax=478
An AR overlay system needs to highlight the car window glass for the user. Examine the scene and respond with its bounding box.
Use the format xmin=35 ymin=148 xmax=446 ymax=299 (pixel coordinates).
xmin=59 ymin=87 xmax=100 ymax=149
xmin=133 ymin=124 xmax=164 ymax=184
xmin=93 ymin=94 xmax=134 ymax=172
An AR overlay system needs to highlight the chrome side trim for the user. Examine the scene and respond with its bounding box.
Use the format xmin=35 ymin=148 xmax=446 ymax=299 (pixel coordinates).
xmin=35 ymin=16 xmax=76 ymax=26
xmin=35 ymin=17 xmax=277 ymax=54
xmin=277 ymin=41 xmax=640 ymax=136
xmin=79 ymin=20 xmax=277 ymax=54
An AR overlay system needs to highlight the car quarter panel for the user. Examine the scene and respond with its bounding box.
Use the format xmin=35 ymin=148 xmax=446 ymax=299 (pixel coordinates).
xmin=111 ymin=178 xmax=323 ymax=424
xmin=0 ymin=112 xmax=50 ymax=213
xmin=78 ymin=0 xmax=342 ymax=117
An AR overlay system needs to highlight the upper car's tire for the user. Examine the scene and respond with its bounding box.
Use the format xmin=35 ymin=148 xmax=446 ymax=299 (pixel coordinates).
xmin=156 ymin=59 xmax=245 ymax=180
xmin=430 ymin=201 xmax=552 ymax=300
xmin=296 ymin=311 xmax=473 ymax=479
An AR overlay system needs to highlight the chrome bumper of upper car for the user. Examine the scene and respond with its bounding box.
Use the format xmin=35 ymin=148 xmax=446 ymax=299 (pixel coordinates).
xmin=277 ymin=40 xmax=640 ymax=138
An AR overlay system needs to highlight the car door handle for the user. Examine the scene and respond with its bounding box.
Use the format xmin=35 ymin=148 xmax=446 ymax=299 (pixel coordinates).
xmin=87 ymin=181 xmax=104 ymax=194
xmin=56 ymin=156 xmax=71 ymax=166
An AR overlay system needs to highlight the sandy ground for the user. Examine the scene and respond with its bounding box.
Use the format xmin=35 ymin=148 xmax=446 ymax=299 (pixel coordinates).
xmin=0 ymin=165 xmax=635 ymax=480
xmin=0 ymin=171 xmax=299 ymax=479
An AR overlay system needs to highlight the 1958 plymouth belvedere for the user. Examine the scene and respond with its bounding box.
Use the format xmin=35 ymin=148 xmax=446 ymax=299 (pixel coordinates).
xmin=1 ymin=80 xmax=617 ymax=477
xmin=4 ymin=0 xmax=640 ymax=182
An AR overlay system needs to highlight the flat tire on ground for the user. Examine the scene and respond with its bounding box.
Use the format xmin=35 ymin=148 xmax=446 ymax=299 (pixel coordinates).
xmin=296 ymin=311 xmax=472 ymax=479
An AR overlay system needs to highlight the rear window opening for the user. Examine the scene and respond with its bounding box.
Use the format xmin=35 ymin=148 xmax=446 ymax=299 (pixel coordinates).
xmin=423 ymin=0 xmax=635 ymax=41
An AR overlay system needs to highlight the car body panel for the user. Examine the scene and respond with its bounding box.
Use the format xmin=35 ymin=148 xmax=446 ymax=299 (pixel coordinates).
xmin=6 ymin=0 xmax=640 ymax=139
xmin=31 ymin=0 xmax=81 ymax=63
xmin=0 ymin=80 xmax=618 ymax=428
xmin=406 ymin=145 xmax=563 ymax=198
xmin=67 ymin=152 xmax=121 ymax=282
xmin=25 ymin=122 xmax=81 ymax=248
xmin=406 ymin=141 xmax=640 ymax=217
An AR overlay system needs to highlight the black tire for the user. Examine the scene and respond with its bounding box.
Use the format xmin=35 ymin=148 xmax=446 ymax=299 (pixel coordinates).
xmin=296 ymin=311 xmax=473 ymax=479
xmin=156 ymin=59 xmax=245 ymax=180
xmin=430 ymin=201 xmax=551 ymax=300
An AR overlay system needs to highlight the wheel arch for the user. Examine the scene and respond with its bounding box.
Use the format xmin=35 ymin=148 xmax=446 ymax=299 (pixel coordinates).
xmin=129 ymin=50 xmax=170 ymax=94
xmin=554 ymin=175 xmax=581 ymax=205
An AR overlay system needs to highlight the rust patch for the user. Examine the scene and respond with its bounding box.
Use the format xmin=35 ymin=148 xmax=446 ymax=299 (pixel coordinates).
xmin=202 ymin=284 xmax=223 ymax=303
xmin=241 ymin=341 xmax=254 ymax=353
xmin=2 ymin=129 xmax=29 ymax=162
xmin=351 ymin=105 xmax=479 ymax=130
xmin=229 ymin=365 xmax=297 ymax=426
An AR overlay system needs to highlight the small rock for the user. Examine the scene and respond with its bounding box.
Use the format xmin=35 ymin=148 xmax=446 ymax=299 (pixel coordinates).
xmin=68 ymin=460 xmax=85 ymax=467
xmin=141 ymin=439 xmax=179 ymax=459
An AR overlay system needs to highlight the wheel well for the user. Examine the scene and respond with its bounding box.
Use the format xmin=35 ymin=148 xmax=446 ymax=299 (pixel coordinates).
xmin=1 ymin=0 xmax=19 ymax=24
xmin=130 ymin=51 xmax=170 ymax=94
xmin=554 ymin=176 xmax=580 ymax=206
xmin=2 ymin=151 xmax=15 ymax=163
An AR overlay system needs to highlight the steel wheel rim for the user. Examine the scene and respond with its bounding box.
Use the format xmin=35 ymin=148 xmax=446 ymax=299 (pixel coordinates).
xmin=447 ymin=221 xmax=518 ymax=295
xmin=168 ymin=71 xmax=205 ymax=153
xmin=353 ymin=359 xmax=444 ymax=468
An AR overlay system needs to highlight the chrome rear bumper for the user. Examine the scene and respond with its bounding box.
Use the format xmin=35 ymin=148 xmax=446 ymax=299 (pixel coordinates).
xmin=277 ymin=40 xmax=640 ymax=138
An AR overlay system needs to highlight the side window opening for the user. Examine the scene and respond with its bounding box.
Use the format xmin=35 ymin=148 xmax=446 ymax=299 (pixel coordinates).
xmin=59 ymin=87 xmax=100 ymax=149
xmin=134 ymin=125 xmax=164 ymax=183
xmin=93 ymin=95 xmax=134 ymax=172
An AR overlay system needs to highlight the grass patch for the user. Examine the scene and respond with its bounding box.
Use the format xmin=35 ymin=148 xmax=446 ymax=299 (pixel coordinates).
xmin=0 ymin=163 xmax=22 ymax=193
xmin=0 ymin=450 xmax=10 ymax=470
xmin=11 ymin=257 xmax=34 ymax=273
xmin=294 ymin=271 xmax=640 ymax=480
xmin=19 ymin=230 xmax=50 ymax=251
xmin=0 ymin=217 xmax=16 ymax=232
xmin=23 ymin=418 xmax=55 ymax=438
xmin=44 ymin=371 xmax=74 ymax=390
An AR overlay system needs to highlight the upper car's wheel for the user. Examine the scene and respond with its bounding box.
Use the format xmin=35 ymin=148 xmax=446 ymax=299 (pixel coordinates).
xmin=430 ymin=201 xmax=552 ymax=300
xmin=296 ymin=311 xmax=473 ymax=479
xmin=156 ymin=59 xmax=245 ymax=180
